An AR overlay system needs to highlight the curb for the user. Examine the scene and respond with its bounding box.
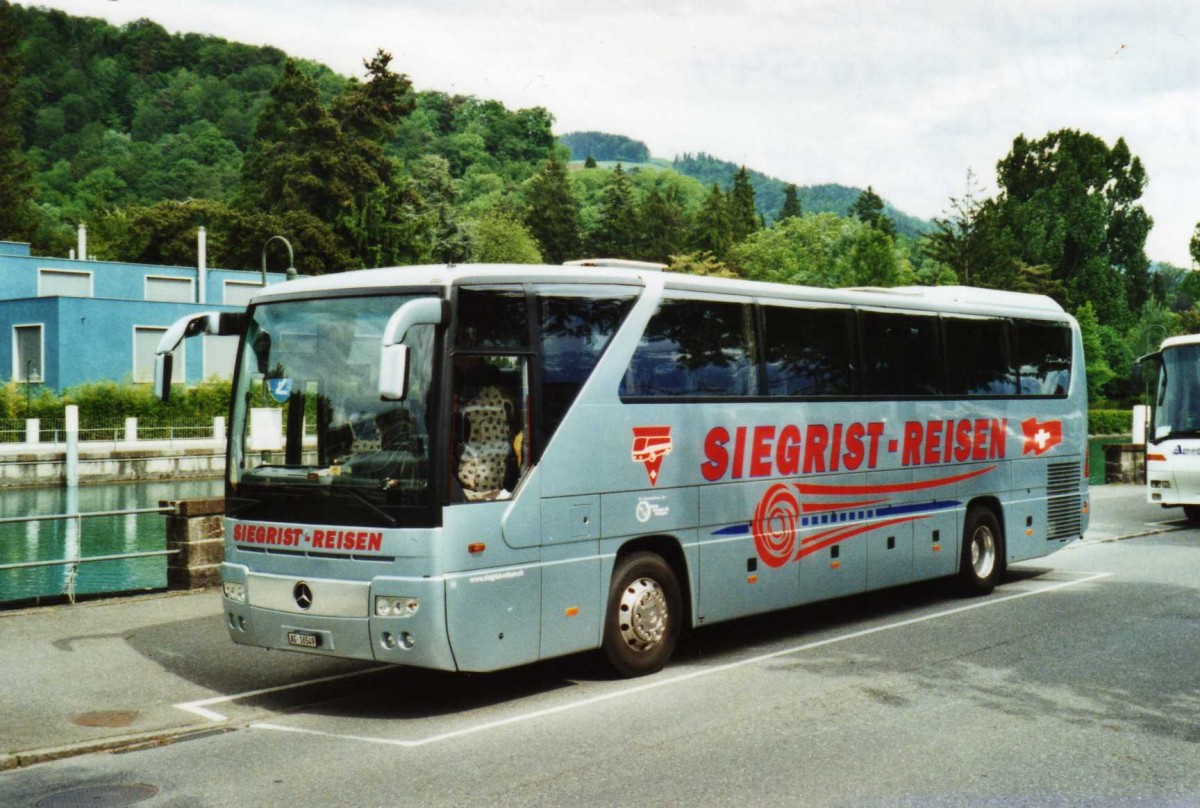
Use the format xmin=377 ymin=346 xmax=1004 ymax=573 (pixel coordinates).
xmin=3 ymin=723 xmax=234 ymax=771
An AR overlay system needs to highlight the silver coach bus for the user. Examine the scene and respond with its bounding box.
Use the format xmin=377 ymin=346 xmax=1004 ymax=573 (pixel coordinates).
xmin=157 ymin=261 xmax=1088 ymax=676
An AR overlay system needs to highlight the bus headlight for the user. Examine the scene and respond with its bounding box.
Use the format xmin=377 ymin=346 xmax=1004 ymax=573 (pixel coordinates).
xmin=375 ymin=596 xmax=419 ymax=618
xmin=223 ymin=581 xmax=247 ymax=603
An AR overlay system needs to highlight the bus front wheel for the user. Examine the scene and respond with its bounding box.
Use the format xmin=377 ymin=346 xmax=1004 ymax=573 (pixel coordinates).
xmin=958 ymin=506 xmax=1003 ymax=596
xmin=602 ymin=552 xmax=682 ymax=677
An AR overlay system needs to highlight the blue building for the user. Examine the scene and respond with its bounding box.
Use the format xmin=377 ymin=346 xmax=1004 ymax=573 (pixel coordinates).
xmin=0 ymin=228 xmax=290 ymax=392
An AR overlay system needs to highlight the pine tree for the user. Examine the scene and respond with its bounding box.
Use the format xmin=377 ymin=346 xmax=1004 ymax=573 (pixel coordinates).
xmin=524 ymin=155 xmax=581 ymax=263
xmin=637 ymin=185 xmax=688 ymax=263
xmin=692 ymin=184 xmax=731 ymax=258
xmin=777 ymin=183 xmax=802 ymax=221
xmin=850 ymin=185 xmax=896 ymax=238
xmin=727 ymin=166 xmax=759 ymax=242
xmin=588 ymin=163 xmax=638 ymax=258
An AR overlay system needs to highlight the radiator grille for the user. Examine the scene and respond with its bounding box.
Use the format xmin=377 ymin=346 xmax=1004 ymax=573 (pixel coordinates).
xmin=1047 ymin=461 xmax=1083 ymax=540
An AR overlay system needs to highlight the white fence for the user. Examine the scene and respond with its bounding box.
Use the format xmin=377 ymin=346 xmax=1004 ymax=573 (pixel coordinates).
xmin=0 ymin=416 xmax=226 ymax=446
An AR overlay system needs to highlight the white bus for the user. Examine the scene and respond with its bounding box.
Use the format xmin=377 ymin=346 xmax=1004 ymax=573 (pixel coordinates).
xmin=1141 ymin=334 xmax=1200 ymax=521
xmin=157 ymin=262 xmax=1089 ymax=676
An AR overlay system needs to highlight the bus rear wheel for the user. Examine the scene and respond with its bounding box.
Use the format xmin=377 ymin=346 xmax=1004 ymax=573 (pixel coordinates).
xmin=602 ymin=551 xmax=682 ymax=677
xmin=1183 ymin=505 xmax=1200 ymax=524
xmin=958 ymin=506 xmax=1003 ymax=596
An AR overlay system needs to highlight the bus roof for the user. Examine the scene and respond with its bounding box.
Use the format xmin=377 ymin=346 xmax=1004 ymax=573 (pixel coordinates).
xmin=250 ymin=262 xmax=1069 ymax=320
xmin=1160 ymin=334 xmax=1200 ymax=350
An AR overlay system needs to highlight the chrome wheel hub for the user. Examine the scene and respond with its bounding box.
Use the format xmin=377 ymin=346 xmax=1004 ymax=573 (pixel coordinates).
xmin=971 ymin=525 xmax=996 ymax=579
xmin=618 ymin=577 xmax=668 ymax=651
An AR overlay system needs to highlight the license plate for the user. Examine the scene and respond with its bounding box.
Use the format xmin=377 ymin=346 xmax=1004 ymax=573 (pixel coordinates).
xmin=287 ymin=631 xmax=320 ymax=649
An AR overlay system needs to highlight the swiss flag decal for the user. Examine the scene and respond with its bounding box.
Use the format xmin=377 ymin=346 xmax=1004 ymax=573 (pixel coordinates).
xmin=1021 ymin=417 xmax=1063 ymax=456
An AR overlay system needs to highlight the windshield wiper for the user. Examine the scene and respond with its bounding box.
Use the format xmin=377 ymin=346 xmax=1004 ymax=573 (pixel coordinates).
xmin=332 ymin=485 xmax=398 ymax=526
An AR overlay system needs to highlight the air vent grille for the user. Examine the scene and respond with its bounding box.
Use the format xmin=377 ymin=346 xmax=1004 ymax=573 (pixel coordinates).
xmin=1047 ymin=461 xmax=1082 ymax=540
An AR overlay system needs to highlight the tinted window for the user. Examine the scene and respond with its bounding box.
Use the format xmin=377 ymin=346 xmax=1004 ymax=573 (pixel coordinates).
xmin=541 ymin=292 xmax=636 ymax=437
xmin=456 ymin=287 xmax=529 ymax=349
xmin=861 ymin=311 xmax=941 ymax=396
xmin=944 ymin=317 xmax=1017 ymax=395
xmin=1016 ymin=320 xmax=1071 ymax=395
xmin=621 ymin=300 xmax=757 ymax=397
xmin=763 ymin=306 xmax=855 ymax=396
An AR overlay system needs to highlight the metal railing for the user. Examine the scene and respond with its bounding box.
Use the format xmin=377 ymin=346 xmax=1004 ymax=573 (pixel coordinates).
xmin=0 ymin=417 xmax=225 ymax=445
xmin=0 ymin=505 xmax=175 ymax=604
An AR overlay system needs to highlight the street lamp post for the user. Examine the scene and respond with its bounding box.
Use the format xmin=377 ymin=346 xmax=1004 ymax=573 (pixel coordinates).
xmin=261 ymin=236 xmax=298 ymax=286
xmin=25 ymin=360 xmax=41 ymax=411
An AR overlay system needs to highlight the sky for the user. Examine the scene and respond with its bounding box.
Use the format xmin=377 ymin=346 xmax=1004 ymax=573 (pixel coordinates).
xmin=26 ymin=0 xmax=1200 ymax=266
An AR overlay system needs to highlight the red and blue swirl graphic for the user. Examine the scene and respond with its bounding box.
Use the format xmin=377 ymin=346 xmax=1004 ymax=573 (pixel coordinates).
xmin=730 ymin=466 xmax=996 ymax=566
xmin=752 ymin=483 xmax=801 ymax=567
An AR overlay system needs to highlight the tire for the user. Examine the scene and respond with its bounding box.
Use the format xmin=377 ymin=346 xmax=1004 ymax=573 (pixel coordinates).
xmin=958 ymin=506 xmax=1003 ymax=596
xmin=1183 ymin=505 xmax=1200 ymax=524
xmin=601 ymin=551 xmax=682 ymax=677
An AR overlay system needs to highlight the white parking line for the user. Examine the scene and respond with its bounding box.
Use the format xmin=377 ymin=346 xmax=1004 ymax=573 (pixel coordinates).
xmin=174 ymin=668 xmax=382 ymax=721
xmin=230 ymin=571 xmax=1112 ymax=749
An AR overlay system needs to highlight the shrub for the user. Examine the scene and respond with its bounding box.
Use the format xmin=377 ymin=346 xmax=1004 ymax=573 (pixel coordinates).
xmin=1089 ymin=409 xmax=1132 ymax=436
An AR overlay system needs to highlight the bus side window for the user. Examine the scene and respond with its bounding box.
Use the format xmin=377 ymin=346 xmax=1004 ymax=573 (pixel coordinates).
xmin=620 ymin=299 xmax=757 ymax=397
xmin=540 ymin=292 xmax=636 ymax=440
xmin=763 ymin=305 xmax=855 ymax=396
xmin=1015 ymin=320 xmax=1072 ymax=396
xmin=860 ymin=311 xmax=942 ymax=396
xmin=944 ymin=317 xmax=1017 ymax=396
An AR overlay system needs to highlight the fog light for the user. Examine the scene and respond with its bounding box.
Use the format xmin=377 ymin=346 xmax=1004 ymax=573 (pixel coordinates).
xmin=223 ymin=581 xmax=247 ymax=603
xmin=400 ymin=631 xmax=415 ymax=649
xmin=375 ymin=596 xmax=419 ymax=618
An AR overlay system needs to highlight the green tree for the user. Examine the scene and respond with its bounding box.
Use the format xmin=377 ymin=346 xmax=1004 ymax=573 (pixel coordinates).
xmin=664 ymin=251 xmax=739 ymax=278
xmin=637 ymin=185 xmax=688 ymax=263
xmin=727 ymin=166 xmax=759 ymax=243
xmin=587 ymin=163 xmax=638 ymax=258
xmin=583 ymin=155 xmax=597 ymax=169
xmin=777 ymin=183 xmax=801 ymax=221
xmin=468 ymin=210 xmax=543 ymax=264
xmin=1075 ymin=301 xmax=1114 ymax=401
xmin=691 ymin=184 xmax=730 ymax=258
xmin=849 ymin=185 xmax=896 ymax=238
xmin=0 ymin=0 xmax=35 ymax=239
xmin=995 ymin=129 xmax=1151 ymax=325
xmin=728 ymin=212 xmax=912 ymax=288
xmin=523 ymin=155 xmax=581 ymax=263
xmin=238 ymin=60 xmax=345 ymax=219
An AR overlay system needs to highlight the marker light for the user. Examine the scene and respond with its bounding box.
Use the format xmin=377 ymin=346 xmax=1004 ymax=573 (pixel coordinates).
xmin=375 ymin=596 xmax=419 ymax=618
xmin=222 ymin=582 xmax=247 ymax=603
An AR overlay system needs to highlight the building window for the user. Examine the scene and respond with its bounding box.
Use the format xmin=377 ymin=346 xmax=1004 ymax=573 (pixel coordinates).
xmin=145 ymin=275 xmax=194 ymax=303
xmin=38 ymin=269 xmax=93 ymax=298
xmin=203 ymin=334 xmax=239 ymax=379
xmin=223 ymin=280 xmax=264 ymax=306
xmin=133 ymin=327 xmax=184 ymax=384
xmin=13 ymin=324 xmax=43 ymax=382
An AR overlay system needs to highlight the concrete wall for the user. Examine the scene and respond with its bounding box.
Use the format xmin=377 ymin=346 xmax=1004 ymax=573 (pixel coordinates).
xmin=0 ymin=439 xmax=225 ymax=488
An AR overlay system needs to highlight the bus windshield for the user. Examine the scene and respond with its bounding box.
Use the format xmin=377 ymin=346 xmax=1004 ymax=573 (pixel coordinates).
xmin=228 ymin=293 xmax=439 ymax=527
xmin=1153 ymin=343 xmax=1200 ymax=442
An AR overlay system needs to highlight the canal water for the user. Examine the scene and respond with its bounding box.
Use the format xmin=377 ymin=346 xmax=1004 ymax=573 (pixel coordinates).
xmin=0 ymin=479 xmax=222 ymax=605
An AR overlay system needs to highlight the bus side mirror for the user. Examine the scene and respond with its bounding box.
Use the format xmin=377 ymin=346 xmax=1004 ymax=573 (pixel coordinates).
xmin=380 ymin=298 xmax=447 ymax=400
xmin=153 ymin=311 xmax=247 ymax=402
xmin=153 ymin=353 xmax=173 ymax=402
xmin=380 ymin=344 xmax=410 ymax=401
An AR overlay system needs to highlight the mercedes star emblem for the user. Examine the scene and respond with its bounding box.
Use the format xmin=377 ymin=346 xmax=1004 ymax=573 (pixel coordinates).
xmin=293 ymin=581 xmax=313 ymax=610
